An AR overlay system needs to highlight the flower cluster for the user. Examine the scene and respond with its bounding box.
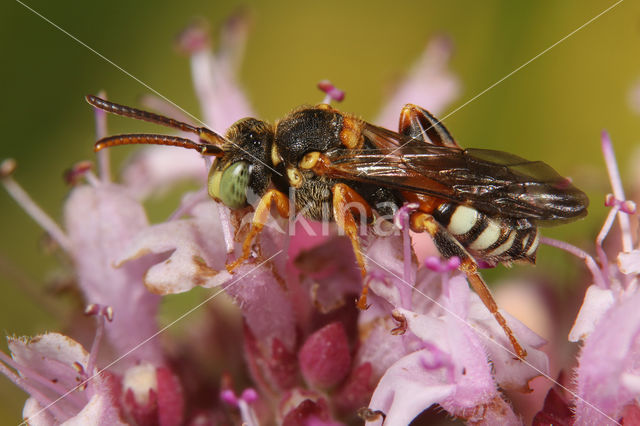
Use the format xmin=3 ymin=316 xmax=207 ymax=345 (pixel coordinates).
xmin=2 ymin=11 xmax=638 ymax=426
xmin=531 ymin=132 xmax=640 ymax=426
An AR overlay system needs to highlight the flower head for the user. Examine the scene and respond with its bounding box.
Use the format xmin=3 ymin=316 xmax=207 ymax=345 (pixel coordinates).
xmin=0 ymin=11 xmax=574 ymax=425
xmin=555 ymin=131 xmax=640 ymax=425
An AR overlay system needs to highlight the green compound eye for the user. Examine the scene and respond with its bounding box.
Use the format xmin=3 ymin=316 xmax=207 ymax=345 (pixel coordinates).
xmin=217 ymin=161 xmax=250 ymax=209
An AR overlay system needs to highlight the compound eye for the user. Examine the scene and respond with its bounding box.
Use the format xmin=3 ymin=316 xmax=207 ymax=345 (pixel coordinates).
xmin=218 ymin=161 xmax=251 ymax=209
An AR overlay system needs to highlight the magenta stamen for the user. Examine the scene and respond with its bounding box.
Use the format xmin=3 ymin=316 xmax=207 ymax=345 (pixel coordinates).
xmin=424 ymin=256 xmax=460 ymax=273
xmin=605 ymin=194 xmax=636 ymax=214
xmin=394 ymin=203 xmax=419 ymax=283
xmin=604 ymin=193 xmax=616 ymax=207
xmin=64 ymin=161 xmax=93 ymax=186
xmin=447 ymin=257 xmax=461 ymax=269
xmin=94 ymin=90 xmax=111 ymax=183
xmin=317 ymin=80 xmax=345 ymax=104
xmin=541 ymin=236 xmax=607 ymax=288
xmin=84 ymin=304 xmax=113 ymax=321
xmin=424 ymin=257 xmax=442 ymax=272
xmin=601 ymin=131 xmax=633 ymax=252
xmin=393 ymin=203 xmax=418 ymax=230
xmin=220 ymin=389 xmax=238 ymax=406
xmin=72 ymin=362 xmax=84 ymax=374
xmin=622 ymin=200 xmax=637 ymax=214
xmin=84 ymin=303 xmax=100 ymax=316
xmin=104 ymin=306 xmax=114 ymax=322
xmin=240 ymin=388 xmax=258 ymax=404
xmin=1 ymin=164 xmax=72 ymax=253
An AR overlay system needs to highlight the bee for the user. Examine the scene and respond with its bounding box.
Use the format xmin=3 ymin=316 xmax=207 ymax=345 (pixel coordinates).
xmin=86 ymin=95 xmax=588 ymax=358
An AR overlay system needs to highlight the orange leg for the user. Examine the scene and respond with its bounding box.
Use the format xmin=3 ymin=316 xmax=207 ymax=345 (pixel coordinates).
xmin=410 ymin=211 xmax=527 ymax=359
xmin=331 ymin=183 xmax=374 ymax=309
xmin=226 ymin=189 xmax=290 ymax=272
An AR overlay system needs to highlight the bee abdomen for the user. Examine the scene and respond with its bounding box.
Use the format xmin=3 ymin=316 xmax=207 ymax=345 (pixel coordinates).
xmin=432 ymin=203 xmax=539 ymax=263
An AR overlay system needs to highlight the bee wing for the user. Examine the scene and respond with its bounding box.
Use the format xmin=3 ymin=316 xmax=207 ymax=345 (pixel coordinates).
xmin=324 ymin=125 xmax=588 ymax=224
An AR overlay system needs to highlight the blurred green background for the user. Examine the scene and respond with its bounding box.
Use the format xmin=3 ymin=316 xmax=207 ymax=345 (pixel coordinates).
xmin=1 ymin=0 xmax=639 ymax=422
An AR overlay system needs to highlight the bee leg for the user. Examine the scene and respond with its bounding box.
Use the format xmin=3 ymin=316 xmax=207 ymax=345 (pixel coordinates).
xmin=409 ymin=211 xmax=527 ymax=359
xmin=226 ymin=189 xmax=290 ymax=272
xmin=398 ymin=104 xmax=458 ymax=148
xmin=331 ymin=183 xmax=374 ymax=309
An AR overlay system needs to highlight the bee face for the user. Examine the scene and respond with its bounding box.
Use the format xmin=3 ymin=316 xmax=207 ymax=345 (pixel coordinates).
xmin=207 ymin=118 xmax=274 ymax=209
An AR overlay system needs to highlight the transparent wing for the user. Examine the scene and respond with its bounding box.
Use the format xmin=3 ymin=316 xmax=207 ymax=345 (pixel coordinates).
xmin=323 ymin=124 xmax=588 ymax=224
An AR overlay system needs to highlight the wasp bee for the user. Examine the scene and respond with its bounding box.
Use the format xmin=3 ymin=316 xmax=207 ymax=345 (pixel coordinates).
xmin=86 ymin=95 xmax=588 ymax=358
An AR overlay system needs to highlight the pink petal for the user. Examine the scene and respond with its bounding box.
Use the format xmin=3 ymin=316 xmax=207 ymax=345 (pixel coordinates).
xmin=294 ymin=235 xmax=362 ymax=313
xmin=569 ymin=284 xmax=615 ymax=342
xmin=64 ymin=184 xmax=163 ymax=366
xmin=532 ymin=374 xmax=573 ymax=426
xmin=156 ymin=367 xmax=184 ymax=426
xmin=299 ymin=322 xmax=351 ymax=390
xmin=22 ymin=397 xmax=55 ymax=426
xmin=279 ymin=389 xmax=340 ymax=426
xmin=482 ymin=310 xmax=549 ymax=392
xmin=333 ymin=362 xmax=374 ymax=416
xmin=118 ymin=198 xmax=296 ymax=351
xmin=62 ymin=392 xmax=126 ymax=426
xmin=618 ymin=249 xmax=640 ymax=274
xmin=574 ymin=291 xmax=640 ymax=424
xmin=354 ymin=316 xmax=407 ymax=381
xmin=244 ymin=326 xmax=298 ymax=395
xmin=464 ymin=292 xmax=549 ymax=391
xmin=120 ymin=364 xmax=184 ymax=426
xmin=367 ymin=349 xmax=456 ymax=426
xmin=9 ymin=333 xmax=122 ymax=424
xmin=451 ymin=396 xmax=520 ymax=426
xmin=9 ymin=333 xmax=89 ymax=374
xmin=228 ymin=264 xmax=296 ymax=351
xmin=116 ymin=202 xmax=231 ymax=295
xmin=181 ymin=15 xmax=254 ymax=132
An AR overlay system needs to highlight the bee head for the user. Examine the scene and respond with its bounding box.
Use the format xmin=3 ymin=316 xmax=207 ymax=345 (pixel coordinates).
xmin=207 ymin=118 xmax=274 ymax=209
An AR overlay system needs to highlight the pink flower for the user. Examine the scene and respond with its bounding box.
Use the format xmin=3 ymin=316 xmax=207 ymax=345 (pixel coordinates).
xmin=122 ymin=15 xmax=254 ymax=200
xmin=555 ymin=131 xmax=640 ymax=425
xmin=1 ymin=332 xmax=123 ymax=425
xmin=362 ymin=235 xmax=547 ymax=425
xmin=2 ymin=10 xmax=563 ymax=425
